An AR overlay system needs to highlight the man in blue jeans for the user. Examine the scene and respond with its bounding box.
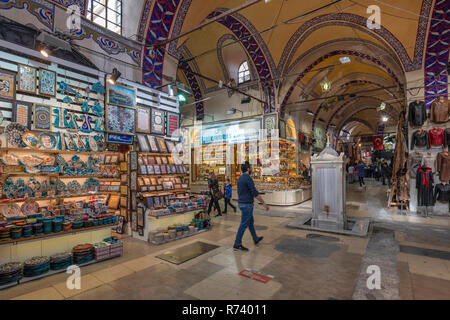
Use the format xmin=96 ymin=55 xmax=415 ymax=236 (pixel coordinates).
xmin=233 ymin=161 xmax=270 ymax=251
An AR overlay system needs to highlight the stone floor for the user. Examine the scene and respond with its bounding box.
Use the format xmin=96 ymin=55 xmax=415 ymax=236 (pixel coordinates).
xmin=1 ymin=179 xmax=449 ymax=300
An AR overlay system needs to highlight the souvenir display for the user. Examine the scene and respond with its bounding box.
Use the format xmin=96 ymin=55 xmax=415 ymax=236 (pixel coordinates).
xmin=39 ymin=69 xmax=56 ymax=97
xmin=13 ymin=102 xmax=32 ymax=129
xmin=167 ymin=112 xmax=179 ymax=135
xmin=137 ymin=134 xmax=150 ymax=152
xmin=21 ymin=132 xmax=41 ymax=149
xmin=166 ymin=141 xmax=176 ymax=153
xmin=147 ymin=135 xmax=159 ymax=152
xmin=33 ymin=104 xmax=52 ymax=131
xmin=106 ymin=83 xmax=136 ymax=108
xmin=39 ymin=132 xmax=57 ymax=149
xmin=5 ymin=123 xmax=28 ymax=148
xmin=106 ymin=105 xmax=135 ymax=135
xmin=136 ymin=106 xmax=151 ymax=133
xmin=151 ymin=109 xmax=165 ymax=134
xmin=156 ymin=137 xmax=168 ymax=153
xmin=0 ymin=262 xmax=23 ymax=285
xmin=20 ymin=201 xmax=40 ymax=215
xmin=1 ymin=204 xmax=22 ymax=218
xmin=0 ymin=70 xmax=16 ymax=100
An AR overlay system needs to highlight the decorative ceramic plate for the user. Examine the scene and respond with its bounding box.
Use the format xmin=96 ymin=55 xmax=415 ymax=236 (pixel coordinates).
xmin=1 ymin=154 xmax=19 ymax=165
xmin=55 ymin=180 xmax=66 ymax=193
xmin=21 ymin=201 xmax=40 ymax=215
xmin=1 ymin=204 xmax=22 ymax=218
xmin=22 ymin=132 xmax=40 ymax=149
xmin=24 ymin=256 xmax=50 ymax=267
xmin=67 ymin=180 xmax=81 ymax=194
xmin=0 ymin=262 xmax=22 ymax=275
xmin=20 ymin=155 xmax=43 ymax=167
xmin=89 ymin=136 xmax=98 ymax=152
xmin=39 ymin=133 xmax=57 ymax=150
xmin=5 ymin=123 xmax=28 ymax=148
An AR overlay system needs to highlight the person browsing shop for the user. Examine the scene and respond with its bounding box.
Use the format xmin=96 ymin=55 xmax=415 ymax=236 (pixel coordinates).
xmin=355 ymin=161 xmax=366 ymax=188
xmin=207 ymin=172 xmax=222 ymax=217
xmin=223 ymin=178 xmax=236 ymax=214
xmin=233 ymin=161 xmax=269 ymax=251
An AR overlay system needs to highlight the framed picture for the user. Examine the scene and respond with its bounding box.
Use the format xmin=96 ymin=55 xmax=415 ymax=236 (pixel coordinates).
xmin=119 ymin=153 xmax=125 ymax=162
xmin=154 ymin=165 xmax=161 ymax=174
xmin=107 ymin=195 xmax=120 ymax=209
xmin=121 ymin=174 xmax=128 ymax=183
xmin=138 ymin=177 xmax=145 ymax=186
xmin=263 ymin=113 xmax=278 ymax=137
xmin=106 ymin=133 xmax=134 ymax=145
xmin=0 ymin=70 xmax=16 ymax=100
xmin=13 ymin=101 xmax=32 ymax=128
xmin=33 ymin=104 xmax=52 ymax=131
xmin=105 ymin=155 xmax=112 ymax=164
xmin=130 ymin=152 xmax=137 ymax=171
xmin=147 ymin=165 xmax=154 ymax=174
xmin=156 ymin=137 xmax=168 ymax=153
xmin=160 ymin=165 xmax=167 ymax=174
xmin=120 ymin=185 xmax=128 ymax=195
xmin=136 ymin=106 xmax=151 ymax=133
xmin=120 ymin=196 xmax=127 ymax=208
xmin=106 ymin=83 xmax=136 ymax=108
xmin=148 ymin=156 xmax=156 ymax=164
xmin=106 ymin=104 xmax=135 ymax=135
xmin=110 ymin=155 xmax=119 ymax=164
xmin=140 ymin=165 xmax=147 ymax=175
xmin=137 ymin=206 xmax=145 ymax=227
xmin=39 ymin=68 xmax=56 ymax=97
xmin=150 ymin=177 xmax=157 ymax=185
xmin=155 ymin=156 xmax=162 ymax=165
xmin=120 ymin=161 xmax=127 ymax=171
xmin=147 ymin=197 xmax=154 ymax=208
xmin=168 ymin=157 xmax=174 ymax=165
xmin=17 ymin=64 xmax=37 ymax=94
xmin=151 ymin=108 xmax=165 ymax=135
xmin=167 ymin=112 xmax=179 ymax=135
xmin=161 ymin=157 xmax=168 ymax=165
xmin=165 ymin=141 xmax=176 ymax=153
xmin=147 ymin=135 xmax=159 ymax=152
xmin=143 ymin=177 xmax=151 ymax=185
xmin=137 ymin=134 xmax=150 ymax=152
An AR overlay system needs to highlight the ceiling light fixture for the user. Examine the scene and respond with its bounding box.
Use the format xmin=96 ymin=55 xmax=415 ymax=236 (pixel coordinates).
xmin=320 ymin=77 xmax=332 ymax=92
xmin=306 ymin=110 xmax=314 ymax=116
xmin=226 ymin=108 xmax=243 ymax=115
xmin=382 ymin=116 xmax=388 ymax=122
xmin=379 ymin=102 xmax=386 ymax=110
xmin=37 ymin=44 xmax=49 ymax=58
xmin=339 ymin=57 xmax=351 ymax=64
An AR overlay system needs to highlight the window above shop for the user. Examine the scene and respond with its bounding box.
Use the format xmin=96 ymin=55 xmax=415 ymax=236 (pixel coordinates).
xmin=87 ymin=0 xmax=122 ymax=35
xmin=238 ymin=61 xmax=251 ymax=84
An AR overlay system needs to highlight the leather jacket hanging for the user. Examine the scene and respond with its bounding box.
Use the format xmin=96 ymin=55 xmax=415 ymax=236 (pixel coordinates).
xmin=437 ymin=151 xmax=450 ymax=182
xmin=408 ymin=100 xmax=426 ymax=126
xmin=429 ymin=128 xmax=444 ymax=147
xmin=434 ymin=183 xmax=450 ymax=202
xmin=411 ymin=130 xmax=429 ymax=149
xmin=430 ymin=98 xmax=449 ymax=123
xmin=444 ymin=128 xmax=450 ymax=150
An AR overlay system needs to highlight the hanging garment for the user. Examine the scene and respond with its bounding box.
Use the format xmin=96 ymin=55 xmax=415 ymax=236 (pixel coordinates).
xmin=408 ymin=100 xmax=427 ymax=126
xmin=408 ymin=152 xmax=423 ymax=178
xmin=428 ymin=128 xmax=444 ymax=147
xmin=416 ymin=167 xmax=434 ymax=206
xmin=437 ymin=151 xmax=450 ymax=182
xmin=372 ymin=135 xmax=384 ymax=150
xmin=430 ymin=99 xmax=449 ymax=123
xmin=444 ymin=128 xmax=450 ymax=151
xmin=422 ymin=154 xmax=437 ymax=172
xmin=434 ymin=183 xmax=450 ymax=202
xmin=410 ymin=130 xmax=429 ymax=150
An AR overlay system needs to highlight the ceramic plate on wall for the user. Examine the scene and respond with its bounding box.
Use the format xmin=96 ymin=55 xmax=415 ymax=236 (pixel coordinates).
xmin=21 ymin=201 xmax=39 ymax=215
xmin=22 ymin=132 xmax=41 ymax=149
xmin=39 ymin=132 xmax=57 ymax=150
xmin=1 ymin=204 xmax=22 ymax=218
xmin=89 ymin=136 xmax=98 ymax=152
xmin=5 ymin=123 xmax=28 ymax=148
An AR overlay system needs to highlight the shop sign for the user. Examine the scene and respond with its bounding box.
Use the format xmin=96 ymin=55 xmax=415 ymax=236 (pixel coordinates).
xmin=199 ymin=119 xmax=261 ymax=145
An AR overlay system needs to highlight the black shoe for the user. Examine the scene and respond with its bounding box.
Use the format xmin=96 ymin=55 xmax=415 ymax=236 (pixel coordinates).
xmin=222 ymin=211 xmax=227 ymax=214
xmin=216 ymin=214 xmax=222 ymax=217
xmin=254 ymin=236 xmax=264 ymax=245
xmin=233 ymin=244 xmax=249 ymax=251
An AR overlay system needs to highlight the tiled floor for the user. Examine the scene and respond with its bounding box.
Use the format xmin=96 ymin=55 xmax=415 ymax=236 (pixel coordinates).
xmin=2 ymin=179 xmax=449 ymax=300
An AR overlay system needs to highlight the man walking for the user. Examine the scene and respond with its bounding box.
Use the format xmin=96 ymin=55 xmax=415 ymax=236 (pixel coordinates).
xmin=233 ymin=161 xmax=269 ymax=251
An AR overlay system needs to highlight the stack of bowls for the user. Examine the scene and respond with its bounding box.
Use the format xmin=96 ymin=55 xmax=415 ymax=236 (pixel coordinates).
xmin=72 ymin=220 xmax=83 ymax=229
xmin=10 ymin=227 xmax=22 ymax=239
xmin=53 ymin=220 xmax=63 ymax=233
xmin=72 ymin=244 xmax=94 ymax=264
xmin=50 ymin=253 xmax=72 ymax=270
xmin=22 ymin=225 xmax=33 ymax=237
xmin=32 ymin=223 xmax=43 ymax=235
xmin=0 ymin=262 xmax=23 ymax=285
xmin=0 ymin=226 xmax=11 ymax=241
xmin=43 ymin=219 xmax=53 ymax=234
xmin=23 ymin=256 xmax=50 ymax=277
xmin=62 ymin=222 xmax=72 ymax=231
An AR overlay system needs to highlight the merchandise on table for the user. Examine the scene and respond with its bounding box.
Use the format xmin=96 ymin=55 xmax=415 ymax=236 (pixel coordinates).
xmin=23 ymin=256 xmax=50 ymax=277
xmin=72 ymin=243 xmax=95 ymax=264
xmin=0 ymin=262 xmax=23 ymax=285
xmin=50 ymin=252 xmax=72 ymax=270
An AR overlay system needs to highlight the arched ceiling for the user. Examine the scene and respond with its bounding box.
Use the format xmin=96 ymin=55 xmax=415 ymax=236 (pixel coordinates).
xmin=139 ymin=0 xmax=434 ymax=136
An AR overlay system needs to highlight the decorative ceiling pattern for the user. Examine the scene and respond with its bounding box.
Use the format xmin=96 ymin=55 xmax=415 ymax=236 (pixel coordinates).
xmin=424 ymin=0 xmax=450 ymax=108
xmin=0 ymin=0 xmax=55 ymax=31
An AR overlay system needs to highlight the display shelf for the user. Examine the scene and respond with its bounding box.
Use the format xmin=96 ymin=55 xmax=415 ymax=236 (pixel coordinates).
xmin=138 ymin=152 xmax=173 ymax=156
xmin=142 ymin=188 xmax=188 ymax=194
xmin=138 ymin=174 xmax=187 ymax=177
xmin=0 ymin=223 xmax=118 ymax=248
xmin=0 ymin=251 xmax=122 ymax=291
xmin=147 ymin=208 xmax=205 ymax=219
xmin=1 ymin=174 xmax=102 ymax=179
xmin=98 ymin=178 xmax=121 ymax=181
xmin=149 ymin=228 xmax=209 ymax=245
xmin=0 ymin=148 xmax=118 ymax=155
xmin=0 ymin=192 xmax=104 ymax=203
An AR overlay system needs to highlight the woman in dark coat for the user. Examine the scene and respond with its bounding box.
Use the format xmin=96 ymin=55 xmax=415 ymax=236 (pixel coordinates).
xmin=207 ymin=172 xmax=222 ymax=217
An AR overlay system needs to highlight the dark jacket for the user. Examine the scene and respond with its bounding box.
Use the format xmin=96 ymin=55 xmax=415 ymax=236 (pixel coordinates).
xmin=237 ymin=173 xmax=259 ymax=204
xmin=444 ymin=128 xmax=450 ymax=150
xmin=408 ymin=101 xmax=426 ymax=126
xmin=411 ymin=130 xmax=429 ymax=150
xmin=416 ymin=167 xmax=434 ymax=206
xmin=434 ymin=183 xmax=450 ymax=202
xmin=355 ymin=164 xmax=366 ymax=177
xmin=224 ymin=183 xmax=232 ymax=199
xmin=208 ymin=178 xmax=220 ymax=196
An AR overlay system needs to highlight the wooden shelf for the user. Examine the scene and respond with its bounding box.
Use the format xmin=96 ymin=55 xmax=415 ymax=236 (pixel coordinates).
xmin=1 ymin=173 xmax=101 ymax=179
xmin=0 ymin=148 xmax=119 ymax=155
xmin=0 ymin=192 xmax=105 ymax=203
xmin=138 ymin=174 xmax=187 ymax=177
xmin=138 ymin=152 xmax=172 ymax=156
